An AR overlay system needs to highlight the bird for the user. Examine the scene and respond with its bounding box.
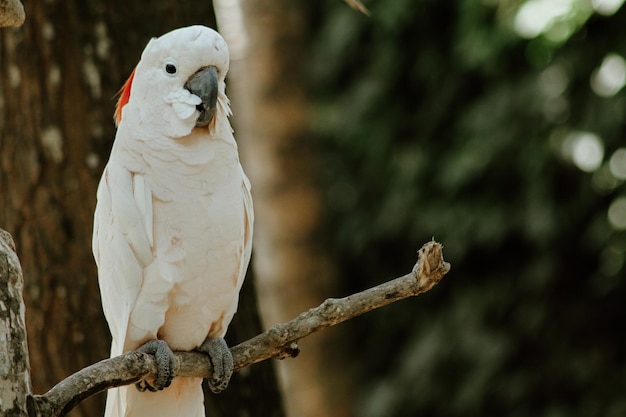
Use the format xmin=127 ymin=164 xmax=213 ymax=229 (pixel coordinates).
xmin=92 ymin=25 xmax=253 ymax=417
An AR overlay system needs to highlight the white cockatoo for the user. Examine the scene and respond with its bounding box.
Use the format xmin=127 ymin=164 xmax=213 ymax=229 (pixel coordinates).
xmin=92 ymin=25 xmax=253 ymax=417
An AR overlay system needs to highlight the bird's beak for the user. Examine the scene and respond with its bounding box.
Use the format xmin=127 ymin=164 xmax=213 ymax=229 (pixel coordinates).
xmin=184 ymin=66 xmax=218 ymax=128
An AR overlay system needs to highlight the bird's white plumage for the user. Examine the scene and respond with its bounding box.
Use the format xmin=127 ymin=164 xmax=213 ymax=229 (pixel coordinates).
xmin=165 ymin=89 xmax=203 ymax=120
xmin=93 ymin=26 xmax=252 ymax=417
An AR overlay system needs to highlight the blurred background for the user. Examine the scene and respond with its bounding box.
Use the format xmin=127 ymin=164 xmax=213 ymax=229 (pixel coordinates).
xmin=2 ymin=0 xmax=626 ymax=416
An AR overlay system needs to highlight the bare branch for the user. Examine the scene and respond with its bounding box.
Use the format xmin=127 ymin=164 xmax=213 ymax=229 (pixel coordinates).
xmin=28 ymin=240 xmax=449 ymax=417
xmin=344 ymin=0 xmax=370 ymax=16
xmin=0 ymin=0 xmax=25 ymax=27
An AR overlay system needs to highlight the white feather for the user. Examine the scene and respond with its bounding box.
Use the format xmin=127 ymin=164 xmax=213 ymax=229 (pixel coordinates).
xmin=132 ymin=173 xmax=154 ymax=247
xmin=166 ymin=89 xmax=202 ymax=120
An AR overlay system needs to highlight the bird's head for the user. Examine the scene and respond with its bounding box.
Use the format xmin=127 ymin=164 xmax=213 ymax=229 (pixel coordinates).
xmin=114 ymin=25 xmax=231 ymax=138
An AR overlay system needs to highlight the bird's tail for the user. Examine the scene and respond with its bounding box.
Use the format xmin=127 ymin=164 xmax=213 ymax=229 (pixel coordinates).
xmin=104 ymin=377 xmax=205 ymax=417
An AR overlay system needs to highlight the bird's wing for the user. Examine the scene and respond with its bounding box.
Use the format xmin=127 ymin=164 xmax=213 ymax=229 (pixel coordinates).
xmin=93 ymin=160 xmax=153 ymax=356
xmin=238 ymin=166 xmax=254 ymax=292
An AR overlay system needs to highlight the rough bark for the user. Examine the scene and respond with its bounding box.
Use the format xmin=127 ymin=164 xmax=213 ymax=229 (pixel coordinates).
xmin=0 ymin=230 xmax=31 ymax=417
xmin=24 ymin=240 xmax=449 ymax=417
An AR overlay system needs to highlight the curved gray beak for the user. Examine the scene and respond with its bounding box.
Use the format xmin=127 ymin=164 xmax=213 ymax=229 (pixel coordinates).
xmin=184 ymin=66 xmax=218 ymax=127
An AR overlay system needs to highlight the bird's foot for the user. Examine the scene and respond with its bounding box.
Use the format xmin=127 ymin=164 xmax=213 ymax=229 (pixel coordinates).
xmin=198 ymin=337 xmax=233 ymax=393
xmin=134 ymin=339 xmax=175 ymax=392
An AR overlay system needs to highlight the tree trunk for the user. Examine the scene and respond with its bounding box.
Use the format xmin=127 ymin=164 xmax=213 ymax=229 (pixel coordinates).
xmin=1 ymin=3 xmax=112 ymax=414
xmin=215 ymin=1 xmax=354 ymax=416
xmin=0 ymin=2 xmax=282 ymax=416
xmin=0 ymin=230 xmax=31 ymax=417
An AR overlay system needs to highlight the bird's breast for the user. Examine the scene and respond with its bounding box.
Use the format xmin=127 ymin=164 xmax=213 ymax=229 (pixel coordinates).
xmin=145 ymin=139 xmax=245 ymax=349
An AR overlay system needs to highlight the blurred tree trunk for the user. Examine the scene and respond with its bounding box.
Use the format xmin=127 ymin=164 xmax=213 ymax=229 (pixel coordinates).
xmin=215 ymin=1 xmax=354 ymax=416
xmin=0 ymin=3 xmax=112 ymax=415
xmin=0 ymin=1 xmax=282 ymax=416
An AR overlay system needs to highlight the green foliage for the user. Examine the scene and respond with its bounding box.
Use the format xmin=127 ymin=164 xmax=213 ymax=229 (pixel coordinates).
xmin=312 ymin=0 xmax=626 ymax=415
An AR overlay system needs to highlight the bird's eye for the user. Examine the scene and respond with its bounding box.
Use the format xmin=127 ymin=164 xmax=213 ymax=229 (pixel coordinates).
xmin=165 ymin=63 xmax=177 ymax=75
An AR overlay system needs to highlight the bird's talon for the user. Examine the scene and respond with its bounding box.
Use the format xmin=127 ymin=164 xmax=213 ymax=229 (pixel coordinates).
xmin=135 ymin=381 xmax=158 ymax=392
xmin=135 ymin=339 xmax=175 ymax=392
xmin=198 ymin=337 xmax=233 ymax=394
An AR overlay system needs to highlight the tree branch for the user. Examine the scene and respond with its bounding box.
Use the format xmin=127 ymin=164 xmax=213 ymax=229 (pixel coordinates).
xmin=344 ymin=0 xmax=370 ymax=16
xmin=0 ymin=0 xmax=25 ymax=27
xmin=27 ymin=240 xmax=449 ymax=417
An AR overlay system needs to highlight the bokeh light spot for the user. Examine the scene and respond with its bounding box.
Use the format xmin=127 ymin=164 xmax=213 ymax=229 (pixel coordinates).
xmin=563 ymin=131 xmax=605 ymax=172
xmin=591 ymin=53 xmax=626 ymax=97
xmin=514 ymin=0 xmax=575 ymax=38
xmin=609 ymin=148 xmax=626 ymax=179
xmin=608 ymin=197 xmax=626 ymax=229
xmin=591 ymin=0 xmax=625 ymax=15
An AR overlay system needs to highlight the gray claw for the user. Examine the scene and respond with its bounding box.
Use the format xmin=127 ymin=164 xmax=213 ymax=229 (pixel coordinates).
xmin=198 ymin=337 xmax=233 ymax=393
xmin=135 ymin=339 xmax=175 ymax=391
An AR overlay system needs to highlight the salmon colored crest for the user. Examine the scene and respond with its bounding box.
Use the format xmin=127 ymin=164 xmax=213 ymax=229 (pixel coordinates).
xmin=114 ymin=68 xmax=136 ymax=126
